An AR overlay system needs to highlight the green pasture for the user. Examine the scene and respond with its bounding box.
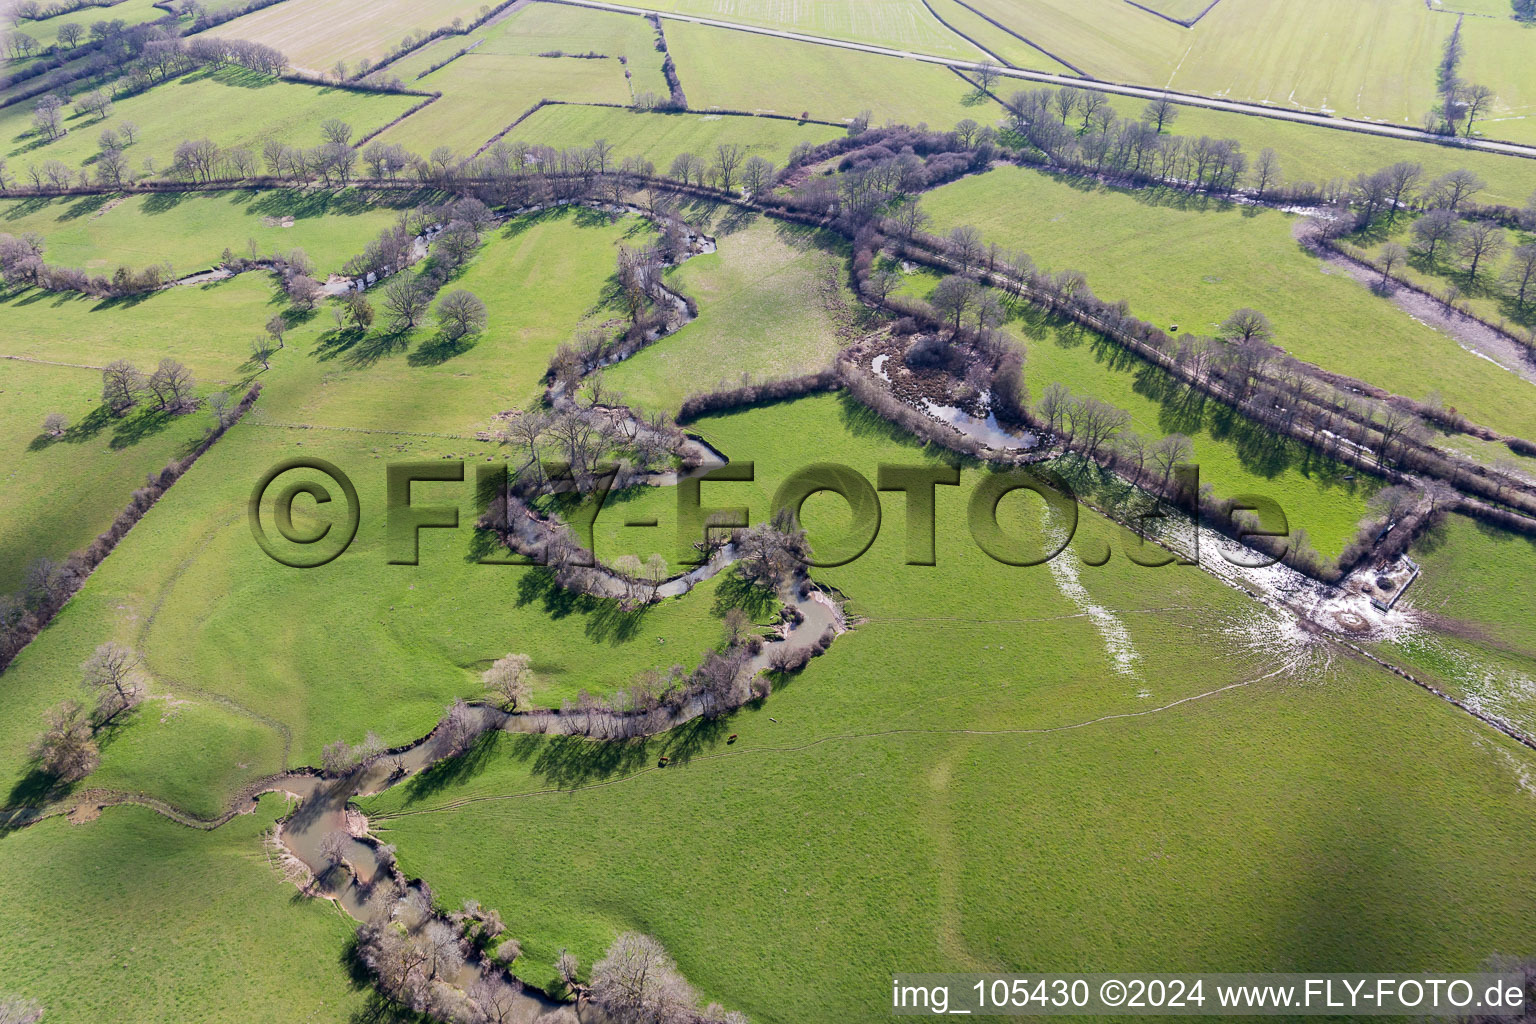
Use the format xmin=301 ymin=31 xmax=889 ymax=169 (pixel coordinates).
xmin=0 ymin=358 xmax=214 ymax=594
xmin=1168 ymin=0 xmax=1449 ymax=126
xmin=1 ymin=272 xmax=286 ymax=382
xmin=1340 ymin=214 xmax=1536 ymax=334
xmin=922 ymin=165 xmax=1536 ymax=440
xmin=917 ymin=0 xmax=1082 ymax=73
xmin=0 ymin=65 xmax=418 ymax=177
xmin=0 ymin=800 xmax=367 ymax=1024
xmin=606 ymin=211 xmax=848 ymax=414
xmin=256 ymin=205 xmax=645 ymax=435
xmin=1449 ymin=16 xmax=1536 ymax=146
xmin=479 ymin=1 xmax=669 ymax=96
xmin=377 ymin=52 xmax=631 ymax=157
xmin=961 ymin=0 xmax=1184 ymax=83
xmin=886 ymin=263 xmax=1376 ymax=561
xmin=0 ymin=187 xmax=427 ymax=277
xmin=364 ymin=394 xmax=1536 ymax=1024
xmin=513 ymin=104 xmax=842 ymax=168
xmin=665 ymin=21 xmax=994 ymax=129
xmin=3 ymin=0 xmax=168 ymax=54
xmin=598 ymin=0 xmax=983 ymax=58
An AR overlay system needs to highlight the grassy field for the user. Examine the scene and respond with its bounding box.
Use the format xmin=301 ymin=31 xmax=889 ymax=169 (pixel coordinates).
xmin=257 ymin=206 xmax=646 ymax=434
xmin=0 ymin=65 xmax=418 ymax=178
xmin=601 ymin=0 xmax=983 ymax=58
xmin=1168 ymin=0 xmax=1450 ymax=125
xmin=1 ymin=272 xmax=290 ymax=382
xmin=377 ymin=53 xmax=632 ymax=157
xmin=1132 ymin=0 xmax=1216 ymax=20
xmin=513 ymin=104 xmax=842 ymax=167
xmin=201 ymin=0 xmax=488 ymax=73
xmin=1340 ymin=215 xmax=1536 ymax=335
xmin=0 ymin=415 xmax=737 ymax=817
xmin=961 ymin=0 xmax=1184 ymax=82
xmin=665 ymin=20 xmax=995 ymax=128
xmin=888 ymin=264 xmax=1377 ymax=560
xmin=606 ymin=212 xmax=848 ymax=413
xmin=1100 ymin=93 xmax=1536 ymax=207
xmin=363 ymin=394 xmax=1536 ymax=1024
xmin=3 ymin=0 xmax=168 ymax=53
xmin=922 ymin=165 xmax=1536 ymax=441
xmin=1457 ymin=16 xmax=1536 ymax=145
xmin=477 ymin=0 xmax=669 ymax=97
xmin=0 ymin=188 xmax=426 ymax=277
xmin=0 ymin=358 xmax=214 ymax=593
xmin=0 ymin=799 xmax=368 ymax=1024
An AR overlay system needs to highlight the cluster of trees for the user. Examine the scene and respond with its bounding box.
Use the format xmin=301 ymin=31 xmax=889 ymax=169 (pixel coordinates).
xmin=0 ymin=229 xmax=175 ymax=296
xmin=101 ymin=357 xmax=195 ymax=414
xmin=29 ymin=642 xmax=145 ymax=782
xmin=589 ymin=931 xmax=748 ymax=1024
xmin=1001 ymin=86 xmax=1252 ymax=194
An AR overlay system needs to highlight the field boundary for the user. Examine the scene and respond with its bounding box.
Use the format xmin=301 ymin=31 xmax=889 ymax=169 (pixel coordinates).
xmin=936 ymin=0 xmax=1088 ymax=75
xmin=914 ymin=0 xmax=1012 ymax=67
xmin=1122 ymin=0 xmax=1225 ymax=28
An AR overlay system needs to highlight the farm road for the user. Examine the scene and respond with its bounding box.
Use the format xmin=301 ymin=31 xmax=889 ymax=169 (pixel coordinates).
xmin=539 ymin=0 xmax=1536 ymax=160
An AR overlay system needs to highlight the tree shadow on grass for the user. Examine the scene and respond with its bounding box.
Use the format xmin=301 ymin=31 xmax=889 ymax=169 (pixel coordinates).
xmin=140 ymin=191 xmax=189 ymax=215
xmin=710 ymin=570 xmax=775 ymax=619
xmin=397 ymin=729 xmax=500 ymax=806
xmin=59 ymin=192 xmax=113 ymax=220
xmin=407 ymin=331 xmax=476 ymax=366
xmin=0 ymin=769 xmax=77 ymax=837
xmin=0 ymin=195 xmax=54 ymax=221
xmin=108 ymin=404 xmax=176 ymax=449
xmin=505 ymin=730 xmax=655 ymax=789
xmin=512 ymin=567 xmax=648 ymax=644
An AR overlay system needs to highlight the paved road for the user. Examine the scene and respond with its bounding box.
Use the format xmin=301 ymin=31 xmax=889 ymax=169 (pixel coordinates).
xmin=544 ymin=0 xmax=1536 ymax=160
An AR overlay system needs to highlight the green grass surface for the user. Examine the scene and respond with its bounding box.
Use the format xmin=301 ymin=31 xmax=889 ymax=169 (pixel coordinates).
xmin=1168 ymin=0 xmax=1449 ymax=124
xmin=3 ymin=0 xmax=168 ymax=53
xmin=1 ymin=272 xmax=287 ymax=382
xmin=1445 ymin=17 xmax=1536 ymax=145
xmin=604 ymin=0 xmax=983 ymax=57
xmin=476 ymin=0 xmax=669 ymax=96
xmin=1131 ymin=0 xmax=1216 ymax=20
xmin=259 ymin=206 xmax=644 ymax=434
xmin=1340 ymin=215 xmax=1536 ymax=334
xmin=377 ymin=52 xmax=632 ymax=156
xmin=1 ymin=65 xmax=418 ymax=177
xmin=1107 ymin=94 xmax=1536 ymax=207
xmin=0 ymin=799 xmax=368 ymax=1024
xmin=606 ymin=211 xmax=848 ymax=413
xmin=665 ymin=20 xmax=993 ymax=128
xmin=890 ymin=264 xmax=1376 ymax=560
xmin=960 ymin=0 xmax=1184 ymax=82
xmin=0 ymin=188 xmax=426 ymax=277
xmin=922 ymin=165 xmax=1536 ymax=440
xmin=513 ymin=104 xmax=842 ymax=167
xmin=200 ymin=0 xmax=488 ymax=73
xmin=0 ymin=358 xmax=213 ymax=593
xmin=364 ymin=394 xmax=1536 ymax=1024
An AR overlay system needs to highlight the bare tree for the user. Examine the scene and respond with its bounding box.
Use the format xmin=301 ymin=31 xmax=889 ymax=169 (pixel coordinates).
xmin=1458 ymin=220 xmax=1506 ymax=285
xmin=435 ymin=289 xmax=488 ymax=340
xmin=315 ymin=829 xmax=349 ymax=874
xmin=1430 ymin=168 xmax=1484 ymax=211
xmin=146 ymin=358 xmax=195 ymax=411
xmin=82 ymin=642 xmax=144 ymax=726
xmin=930 ymin=275 xmax=978 ymax=333
xmin=705 ymin=143 xmax=745 ymax=193
xmin=1220 ymin=308 xmax=1273 ymax=343
xmin=381 ymin=275 xmax=432 ymax=332
xmin=42 ymin=412 xmax=68 ymax=436
xmin=973 ymin=59 xmax=1000 ymax=94
xmin=30 ymin=700 xmax=98 ymax=782
xmin=101 ymin=359 xmax=144 ymax=414
xmin=556 ymin=949 xmax=581 ymax=994
xmin=1411 ymin=208 xmax=1462 ymax=263
xmin=591 ymin=932 xmax=698 ymax=1024
xmin=483 ymin=652 xmax=533 ymax=710
xmin=1504 ymin=243 xmax=1536 ymax=310
xmin=1151 ymin=433 xmax=1194 ymax=486
xmin=320 ymin=117 xmax=353 ymax=146
xmin=1142 ymin=93 xmax=1178 ymax=133
xmin=1377 ymin=242 xmax=1408 ymax=285
xmin=1250 ymin=147 xmax=1279 ymax=198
